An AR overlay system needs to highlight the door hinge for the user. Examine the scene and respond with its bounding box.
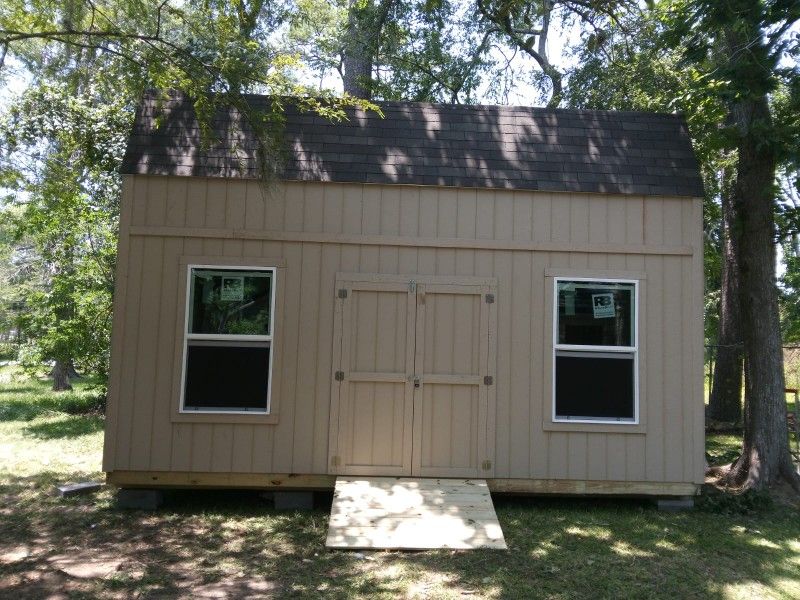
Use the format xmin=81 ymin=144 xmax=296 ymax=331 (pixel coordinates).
xmin=482 ymin=460 xmax=492 ymax=471
xmin=338 ymin=288 xmax=348 ymax=299
xmin=331 ymin=456 xmax=341 ymax=466
xmin=485 ymin=293 xmax=495 ymax=304
xmin=334 ymin=371 xmax=345 ymax=381
xmin=484 ymin=375 xmax=493 ymax=386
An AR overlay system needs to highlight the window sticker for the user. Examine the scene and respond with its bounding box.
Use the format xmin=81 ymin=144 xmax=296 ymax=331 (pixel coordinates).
xmin=221 ymin=276 xmax=244 ymax=301
xmin=591 ymin=293 xmax=615 ymax=318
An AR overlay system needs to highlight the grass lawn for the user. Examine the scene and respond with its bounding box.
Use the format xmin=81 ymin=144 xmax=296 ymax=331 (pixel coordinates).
xmin=1 ymin=366 xmax=799 ymax=599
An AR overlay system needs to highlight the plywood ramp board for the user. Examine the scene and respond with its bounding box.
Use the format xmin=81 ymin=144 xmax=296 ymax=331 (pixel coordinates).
xmin=326 ymin=477 xmax=507 ymax=550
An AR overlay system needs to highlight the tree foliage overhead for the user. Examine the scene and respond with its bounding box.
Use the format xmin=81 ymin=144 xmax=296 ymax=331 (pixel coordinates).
xmin=287 ymin=0 xmax=498 ymax=103
xmin=0 ymin=0 xmax=376 ymax=389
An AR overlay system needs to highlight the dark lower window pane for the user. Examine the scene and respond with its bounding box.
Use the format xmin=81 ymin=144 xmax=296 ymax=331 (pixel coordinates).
xmin=555 ymin=353 xmax=634 ymax=420
xmin=185 ymin=344 xmax=269 ymax=411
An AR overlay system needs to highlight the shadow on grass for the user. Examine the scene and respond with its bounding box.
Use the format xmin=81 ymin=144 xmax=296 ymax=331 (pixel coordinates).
xmin=1 ymin=480 xmax=799 ymax=599
xmin=0 ymin=395 xmax=106 ymax=422
xmin=23 ymin=415 xmax=105 ymax=439
xmin=120 ymin=491 xmax=800 ymax=598
xmin=706 ymin=435 xmax=743 ymax=466
xmin=0 ymin=386 xmax=41 ymax=396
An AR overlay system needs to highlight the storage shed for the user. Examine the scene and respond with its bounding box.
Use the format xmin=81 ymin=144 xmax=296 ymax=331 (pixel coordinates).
xmin=104 ymin=93 xmax=705 ymax=498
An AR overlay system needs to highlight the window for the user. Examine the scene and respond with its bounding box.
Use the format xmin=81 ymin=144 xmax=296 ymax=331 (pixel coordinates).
xmin=553 ymin=278 xmax=638 ymax=423
xmin=181 ymin=266 xmax=276 ymax=413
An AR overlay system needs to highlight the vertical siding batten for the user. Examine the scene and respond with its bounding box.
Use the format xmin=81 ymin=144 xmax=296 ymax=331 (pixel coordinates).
xmin=529 ymin=251 xmax=548 ymax=478
xmin=663 ymin=255 xmax=684 ymax=481
xmin=293 ymin=241 xmax=322 ymax=472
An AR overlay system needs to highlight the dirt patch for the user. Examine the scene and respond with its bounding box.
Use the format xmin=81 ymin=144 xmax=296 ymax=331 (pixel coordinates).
xmin=0 ymin=546 xmax=31 ymax=564
xmin=48 ymin=553 xmax=125 ymax=579
xmin=184 ymin=578 xmax=279 ymax=599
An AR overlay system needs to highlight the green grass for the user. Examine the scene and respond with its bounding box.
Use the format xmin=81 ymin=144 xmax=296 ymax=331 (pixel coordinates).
xmin=706 ymin=434 xmax=743 ymax=466
xmin=1 ymin=366 xmax=799 ymax=599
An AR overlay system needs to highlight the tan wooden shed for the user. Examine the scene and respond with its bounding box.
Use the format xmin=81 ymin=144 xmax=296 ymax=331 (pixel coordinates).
xmin=104 ymin=93 xmax=705 ymax=497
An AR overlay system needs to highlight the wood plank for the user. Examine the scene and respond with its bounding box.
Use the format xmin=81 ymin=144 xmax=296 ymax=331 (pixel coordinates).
xmin=107 ymin=471 xmax=699 ymax=497
xmin=379 ymin=186 xmax=401 ymax=236
xmin=512 ymin=192 xmax=532 ymax=241
xmin=128 ymin=236 xmax=164 ymax=470
xmin=271 ymin=243 xmax=302 ymax=472
xmin=148 ymin=237 xmax=182 ymax=470
xmin=107 ymin=471 xmax=335 ymax=489
xmin=348 ymin=371 xmax=409 ymax=383
xmin=663 ymin=255 xmax=684 ymax=482
xmin=312 ymin=246 xmax=341 ymax=473
xmin=292 ymin=242 xmax=322 ymax=472
xmin=509 ymin=251 xmax=531 ymax=477
xmin=528 ymin=252 xmax=548 ymax=479
xmin=332 ymin=477 xmax=489 ymax=490
xmin=326 ymin=477 xmax=506 ymax=550
xmin=422 ymin=374 xmax=482 ymax=386
xmin=487 ymin=478 xmax=699 ymax=496
xmin=330 ymin=509 xmax=499 ymax=520
xmin=128 ymin=226 xmax=695 ymax=256
xmin=322 ymin=183 xmax=344 ymax=233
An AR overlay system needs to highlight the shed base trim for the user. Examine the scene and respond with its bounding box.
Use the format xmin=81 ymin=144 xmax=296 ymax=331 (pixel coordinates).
xmin=106 ymin=471 xmax=336 ymax=490
xmin=487 ymin=478 xmax=700 ymax=496
xmin=106 ymin=471 xmax=699 ymax=496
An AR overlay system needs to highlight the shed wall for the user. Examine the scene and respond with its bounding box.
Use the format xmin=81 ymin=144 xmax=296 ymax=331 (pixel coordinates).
xmin=103 ymin=175 xmax=704 ymax=485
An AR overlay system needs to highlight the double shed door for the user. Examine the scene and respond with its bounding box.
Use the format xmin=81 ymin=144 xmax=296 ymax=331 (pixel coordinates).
xmin=329 ymin=274 xmax=497 ymax=478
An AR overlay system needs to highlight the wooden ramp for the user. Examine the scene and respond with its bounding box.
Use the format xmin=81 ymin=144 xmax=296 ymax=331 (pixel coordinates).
xmin=326 ymin=477 xmax=507 ymax=550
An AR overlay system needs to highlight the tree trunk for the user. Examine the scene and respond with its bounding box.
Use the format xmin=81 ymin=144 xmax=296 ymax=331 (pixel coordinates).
xmin=725 ymin=96 xmax=799 ymax=491
xmin=341 ymin=0 xmax=394 ymax=99
xmin=342 ymin=17 xmax=373 ymax=100
xmin=52 ymin=359 xmax=73 ymax=391
xmin=708 ymin=167 xmax=743 ymax=424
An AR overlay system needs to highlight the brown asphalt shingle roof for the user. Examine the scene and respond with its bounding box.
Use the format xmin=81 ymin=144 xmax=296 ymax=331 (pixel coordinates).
xmin=121 ymin=92 xmax=704 ymax=198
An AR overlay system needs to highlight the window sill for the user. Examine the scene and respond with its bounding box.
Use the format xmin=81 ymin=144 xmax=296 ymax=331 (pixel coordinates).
xmin=171 ymin=411 xmax=278 ymax=425
xmin=543 ymin=420 xmax=645 ymax=434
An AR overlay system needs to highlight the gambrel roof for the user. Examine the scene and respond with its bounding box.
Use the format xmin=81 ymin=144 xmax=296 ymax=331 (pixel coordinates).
xmin=121 ymin=92 xmax=704 ymax=198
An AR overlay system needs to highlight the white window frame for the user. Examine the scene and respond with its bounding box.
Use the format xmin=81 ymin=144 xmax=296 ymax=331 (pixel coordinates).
xmin=179 ymin=264 xmax=277 ymax=415
xmin=552 ymin=276 xmax=639 ymax=425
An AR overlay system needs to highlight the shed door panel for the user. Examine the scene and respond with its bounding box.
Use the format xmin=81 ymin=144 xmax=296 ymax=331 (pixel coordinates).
xmin=330 ymin=281 xmax=415 ymax=475
xmin=413 ymin=284 xmax=490 ymax=478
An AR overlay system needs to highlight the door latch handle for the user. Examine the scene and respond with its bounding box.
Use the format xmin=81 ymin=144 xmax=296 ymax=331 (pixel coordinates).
xmin=413 ymin=376 xmax=420 ymax=388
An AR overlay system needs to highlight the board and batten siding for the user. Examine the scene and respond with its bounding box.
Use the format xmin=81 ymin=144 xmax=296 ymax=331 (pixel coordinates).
xmin=103 ymin=174 xmax=704 ymax=486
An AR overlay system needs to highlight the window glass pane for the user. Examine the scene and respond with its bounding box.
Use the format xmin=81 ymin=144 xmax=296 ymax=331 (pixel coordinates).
xmin=555 ymin=352 xmax=635 ymax=420
xmin=189 ymin=269 xmax=272 ymax=335
xmin=184 ymin=343 xmax=270 ymax=411
xmin=557 ymin=280 xmax=634 ymax=346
